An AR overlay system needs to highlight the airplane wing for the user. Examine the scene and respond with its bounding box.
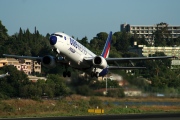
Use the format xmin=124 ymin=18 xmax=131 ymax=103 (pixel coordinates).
xmin=4 ymin=54 xmax=174 ymax=63
xmin=105 ymin=56 xmax=175 ymax=62
xmin=3 ymin=54 xmax=42 ymax=61
xmin=3 ymin=54 xmax=68 ymax=65
xmin=84 ymin=55 xmax=175 ymax=69
xmin=84 ymin=56 xmax=175 ymax=63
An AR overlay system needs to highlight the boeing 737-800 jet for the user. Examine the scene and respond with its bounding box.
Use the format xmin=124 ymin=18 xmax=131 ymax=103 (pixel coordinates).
xmin=3 ymin=31 xmax=175 ymax=77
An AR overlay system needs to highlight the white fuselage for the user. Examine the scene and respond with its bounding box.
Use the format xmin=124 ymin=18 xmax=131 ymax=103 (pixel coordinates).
xmin=51 ymin=32 xmax=103 ymax=74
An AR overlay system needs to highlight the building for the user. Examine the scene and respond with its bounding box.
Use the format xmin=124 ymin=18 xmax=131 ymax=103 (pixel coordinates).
xmin=0 ymin=58 xmax=8 ymax=67
xmin=142 ymin=46 xmax=180 ymax=59
xmin=0 ymin=58 xmax=41 ymax=74
xmin=28 ymin=75 xmax=47 ymax=82
xmin=124 ymin=88 xmax=142 ymax=97
xmin=129 ymin=45 xmax=180 ymax=69
xmin=118 ymin=80 xmax=129 ymax=86
xmin=121 ymin=22 xmax=180 ymax=44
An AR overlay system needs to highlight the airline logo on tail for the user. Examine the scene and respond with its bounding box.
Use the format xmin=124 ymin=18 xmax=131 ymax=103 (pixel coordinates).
xmin=101 ymin=31 xmax=112 ymax=58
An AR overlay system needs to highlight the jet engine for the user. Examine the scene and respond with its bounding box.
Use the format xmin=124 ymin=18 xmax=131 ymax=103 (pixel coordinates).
xmin=41 ymin=55 xmax=56 ymax=68
xmin=92 ymin=56 xmax=108 ymax=69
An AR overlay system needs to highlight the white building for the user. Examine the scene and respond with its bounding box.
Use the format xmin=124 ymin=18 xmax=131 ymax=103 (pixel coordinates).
xmin=142 ymin=46 xmax=180 ymax=58
xmin=121 ymin=22 xmax=180 ymax=44
xmin=137 ymin=45 xmax=180 ymax=69
xmin=124 ymin=89 xmax=142 ymax=97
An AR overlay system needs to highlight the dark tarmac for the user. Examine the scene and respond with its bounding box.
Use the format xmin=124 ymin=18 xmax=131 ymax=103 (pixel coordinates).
xmin=1 ymin=113 xmax=180 ymax=120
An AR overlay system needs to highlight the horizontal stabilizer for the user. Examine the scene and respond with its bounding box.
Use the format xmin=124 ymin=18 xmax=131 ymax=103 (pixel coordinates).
xmin=108 ymin=66 xmax=146 ymax=69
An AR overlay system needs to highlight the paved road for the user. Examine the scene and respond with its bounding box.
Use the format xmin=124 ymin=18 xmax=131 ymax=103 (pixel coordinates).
xmin=1 ymin=113 xmax=180 ymax=120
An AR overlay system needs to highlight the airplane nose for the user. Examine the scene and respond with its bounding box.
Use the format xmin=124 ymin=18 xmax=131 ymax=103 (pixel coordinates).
xmin=50 ymin=36 xmax=57 ymax=45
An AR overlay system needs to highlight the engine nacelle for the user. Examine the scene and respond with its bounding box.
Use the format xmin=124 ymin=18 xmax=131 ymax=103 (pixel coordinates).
xmin=41 ymin=55 xmax=56 ymax=68
xmin=92 ymin=56 xmax=108 ymax=69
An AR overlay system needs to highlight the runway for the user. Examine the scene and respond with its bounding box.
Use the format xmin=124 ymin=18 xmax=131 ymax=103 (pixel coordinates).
xmin=1 ymin=113 xmax=180 ymax=120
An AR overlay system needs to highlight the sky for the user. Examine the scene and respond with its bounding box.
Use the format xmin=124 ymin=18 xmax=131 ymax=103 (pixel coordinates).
xmin=0 ymin=0 xmax=180 ymax=40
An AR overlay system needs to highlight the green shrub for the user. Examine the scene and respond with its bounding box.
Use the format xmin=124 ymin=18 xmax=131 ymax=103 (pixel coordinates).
xmin=107 ymin=88 xmax=125 ymax=98
xmin=3 ymin=103 xmax=15 ymax=112
xmin=89 ymin=96 xmax=103 ymax=108
xmin=76 ymin=85 xmax=93 ymax=96
xmin=108 ymin=107 xmax=142 ymax=114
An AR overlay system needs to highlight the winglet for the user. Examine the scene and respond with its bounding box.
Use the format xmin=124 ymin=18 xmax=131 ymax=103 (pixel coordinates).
xmin=101 ymin=31 xmax=112 ymax=58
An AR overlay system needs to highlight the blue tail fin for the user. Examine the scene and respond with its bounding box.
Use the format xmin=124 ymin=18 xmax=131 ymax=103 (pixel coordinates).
xmin=101 ymin=31 xmax=112 ymax=58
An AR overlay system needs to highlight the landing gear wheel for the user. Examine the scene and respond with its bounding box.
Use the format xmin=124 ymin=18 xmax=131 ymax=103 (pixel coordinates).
xmin=67 ymin=71 xmax=71 ymax=77
xmin=63 ymin=71 xmax=67 ymax=77
xmin=90 ymin=72 xmax=99 ymax=78
xmin=96 ymin=72 xmax=99 ymax=78
xmin=91 ymin=72 xmax=94 ymax=77
xmin=63 ymin=71 xmax=71 ymax=77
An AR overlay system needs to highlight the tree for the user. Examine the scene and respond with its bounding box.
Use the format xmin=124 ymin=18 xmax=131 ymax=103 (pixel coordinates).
xmin=96 ymin=32 xmax=108 ymax=46
xmin=169 ymin=36 xmax=180 ymax=46
xmin=89 ymin=32 xmax=119 ymax=56
xmin=76 ymin=85 xmax=93 ymax=96
xmin=0 ymin=20 xmax=8 ymax=44
xmin=46 ymin=74 xmax=71 ymax=97
xmin=20 ymin=84 xmax=42 ymax=98
xmin=130 ymin=31 xmax=138 ymax=47
xmin=153 ymin=23 xmax=170 ymax=46
xmin=78 ymin=36 xmax=89 ymax=48
xmin=107 ymin=88 xmax=125 ymax=98
xmin=138 ymin=36 xmax=148 ymax=46
xmin=25 ymin=28 xmax=31 ymax=40
xmin=153 ymin=30 xmax=166 ymax=46
xmin=0 ymin=65 xmax=29 ymax=97
xmin=122 ymin=52 xmax=138 ymax=57
xmin=109 ymin=48 xmax=122 ymax=58
xmin=90 ymin=32 xmax=108 ymax=53
xmin=114 ymin=31 xmax=130 ymax=52
xmin=18 ymin=27 xmax=23 ymax=41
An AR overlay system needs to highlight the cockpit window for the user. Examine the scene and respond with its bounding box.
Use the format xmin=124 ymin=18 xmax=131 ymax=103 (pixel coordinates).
xmin=51 ymin=34 xmax=63 ymax=38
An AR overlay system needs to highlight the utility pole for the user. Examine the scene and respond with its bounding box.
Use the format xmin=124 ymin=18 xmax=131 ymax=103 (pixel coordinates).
xmin=105 ymin=76 xmax=108 ymax=95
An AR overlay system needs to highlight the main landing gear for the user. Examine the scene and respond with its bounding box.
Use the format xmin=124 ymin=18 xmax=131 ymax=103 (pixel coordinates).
xmin=91 ymin=67 xmax=99 ymax=78
xmin=91 ymin=72 xmax=99 ymax=78
xmin=62 ymin=65 xmax=71 ymax=77
xmin=63 ymin=71 xmax=71 ymax=77
xmin=53 ymin=51 xmax=71 ymax=77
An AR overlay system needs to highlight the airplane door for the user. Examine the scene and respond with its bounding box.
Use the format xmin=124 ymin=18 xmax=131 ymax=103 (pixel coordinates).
xmin=66 ymin=37 xmax=71 ymax=55
xmin=66 ymin=36 xmax=69 ymax=45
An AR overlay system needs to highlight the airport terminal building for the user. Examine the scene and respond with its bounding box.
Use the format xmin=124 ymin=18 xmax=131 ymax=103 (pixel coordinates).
xmin=121 ymin=22 xmax=180 ymax=45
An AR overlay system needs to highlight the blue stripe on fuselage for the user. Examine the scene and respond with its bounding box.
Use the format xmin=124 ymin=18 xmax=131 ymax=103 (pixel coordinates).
xmin=99 ymin=68 xmax=109 ymax=77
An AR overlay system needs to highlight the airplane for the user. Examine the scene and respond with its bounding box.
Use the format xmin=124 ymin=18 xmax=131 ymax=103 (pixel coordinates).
xmin=0 ymin=72 xmax=10 ymax=78
xmin=3 ymin=31 xmax=175 ymax=78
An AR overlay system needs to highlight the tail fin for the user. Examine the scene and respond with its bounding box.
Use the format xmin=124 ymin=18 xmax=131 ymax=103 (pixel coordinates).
xmin=101 ymin=31 xmax=112 ymax=58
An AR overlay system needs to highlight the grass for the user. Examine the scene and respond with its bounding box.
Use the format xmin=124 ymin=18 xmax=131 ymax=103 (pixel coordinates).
xmin=0 ymin=95 xmax=180 ymax=118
